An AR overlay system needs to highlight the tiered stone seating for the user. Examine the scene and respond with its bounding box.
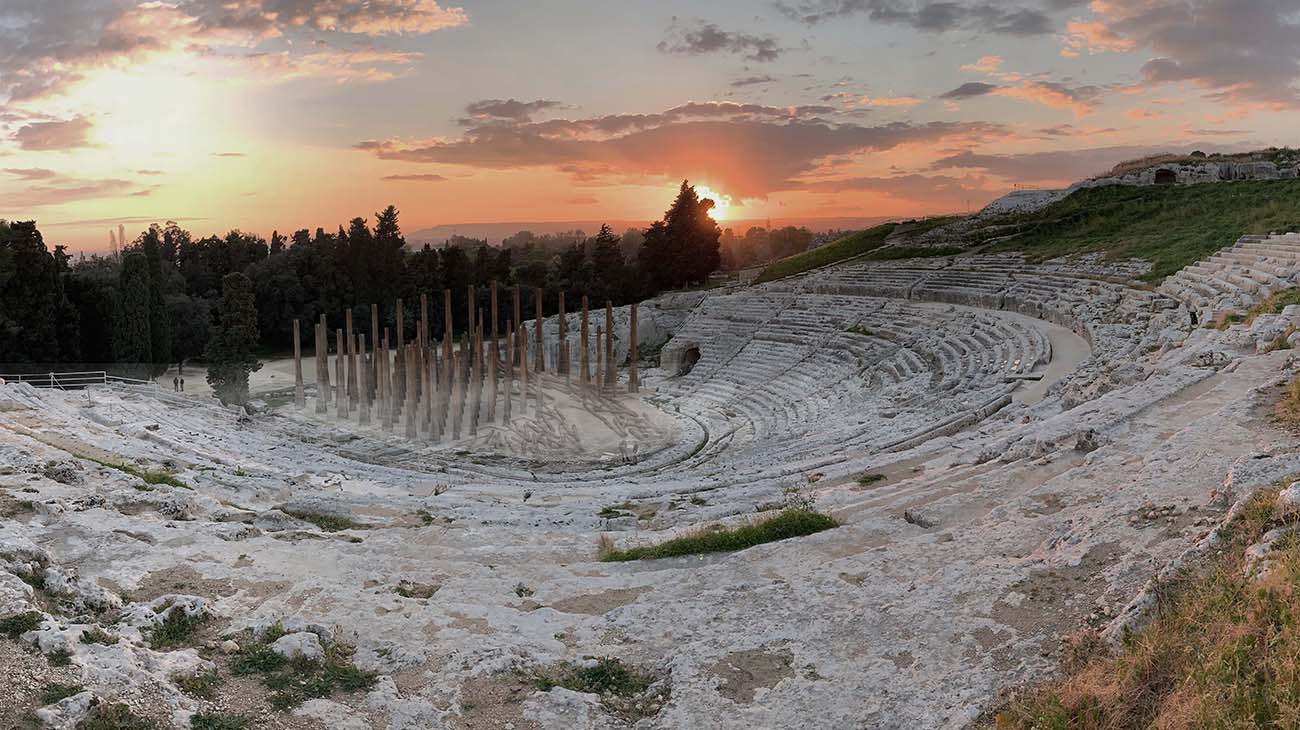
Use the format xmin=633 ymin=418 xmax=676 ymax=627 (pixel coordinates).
xmin=1158 ymin=233 xmax=1300 ymax=318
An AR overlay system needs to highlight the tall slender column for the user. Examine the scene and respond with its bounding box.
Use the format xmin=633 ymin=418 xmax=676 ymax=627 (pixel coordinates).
xmin=370 ymin=304 xmax=379 ymax=403
xmin=318 ymin=314 xmax=331 ymax=404
xmin=378 ymin=331 xmax=389 ymax=428
xmin=292 ymin=319 xmax=304 ymax=408
xmin=595 ymin=325 xmax=604 ymax=391
xmin=487 ymin=282 xmax=499 ymax=423
xmin=344 ymin=309 xmax=356 ymax=409
xmin=404 ymin=345 xmax=418 ymax=439
xmin=534 ymin=287 xmax=545 ymax=373
xmin=629 ymin=303 xmax=640 ymax=393
xmin=357 ymin=334 xmax=370 ymax=425
xmin=450 ymin=342 xmax=464 ymax=440
xmin=503 ymin=319 xmax=514 ymax=425
xmin=468 ymin=312 xmax=482 ymax=436
xmin=580 ymin=296 xmax=590 ymax=384
xmin=557 ymin=293 xmax=567 ymax=375
xmin=314 ymin=323 xmax=328 ymax=414
xmin=335 ymin=329 xmax=347 ymax=420
xmin=394 ymin=300 xmax=405 ymax=416
xmin=605 ymin=301 xmax=616 ymax=387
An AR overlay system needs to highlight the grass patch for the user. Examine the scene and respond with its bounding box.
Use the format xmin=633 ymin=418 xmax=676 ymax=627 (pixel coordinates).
xmin=597 ymin=505 xmax=630 ymax=519
xmin=230 ymin=627 xmax=376 ymax=710
xmin=148 ymin=609 xmax=207 ymax=649
xmin=985 ymin=179 xmax=1300 ymax=280
xmin=857 ymin=473 xmax=886 ymax=487
xmin=175 ymin=670 xmax=222 ymax=699
xmin=1246 ymin=286 xmax=1300 ymax=325
xmin=0 ymin=610 xmax=43 ymax=638
xmin=48 ymin=648 xmax=72 ymax=665
xmin=42 ymin=683 xmax=85 ymax=704
xmin=1275 ymin=375 xmax=1300 ymax=432
xmin=88 ymin=457 xmax=188 ymax=490
xmin=190 ymin=713 xmax=246 ymax=730
xmin=859 ymin=244 xmax=963 ymax=261
xmin=531 ymin=657 xmax=666 ymax=722
xmin=282 ymin=509 xmax=360 ymax=532
xmin=754 ymin=223 xmax=898 ymax=283
xmin=76 ymin=703 xmax=156 ymax=730
xmin=81 ymin=627 xmax=118 ymax=645
xmin=599 ymin=508 xmax=839 ymax=562
xmin=534 ymin=656 xmax=654 ymax=696
xmin=993 ymin=486 xmax=1300 ymax=729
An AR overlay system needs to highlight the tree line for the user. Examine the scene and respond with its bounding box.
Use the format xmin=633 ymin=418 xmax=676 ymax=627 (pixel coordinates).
xmin=0 ymin=181 xmax=727 ymax=387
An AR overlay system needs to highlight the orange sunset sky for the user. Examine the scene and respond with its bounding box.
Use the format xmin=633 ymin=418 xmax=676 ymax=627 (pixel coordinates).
xmin=2 ymin=0 xmax=1298 ymax=252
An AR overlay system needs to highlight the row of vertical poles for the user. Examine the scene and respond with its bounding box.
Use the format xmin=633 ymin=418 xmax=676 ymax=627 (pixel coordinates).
xmin=290 ymin=287 xmax=644 ymax=441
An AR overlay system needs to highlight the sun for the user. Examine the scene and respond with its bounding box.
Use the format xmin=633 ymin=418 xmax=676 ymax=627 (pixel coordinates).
xmin=695 ymin=185 xmax=733 ymax=221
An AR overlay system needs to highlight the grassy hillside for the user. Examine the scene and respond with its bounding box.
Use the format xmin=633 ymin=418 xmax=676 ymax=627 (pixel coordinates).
xmin=987 ymin=179 xmax=1300 ymax=280
xmin=752 ymin=178 xmax=1300 ymax=286
xmin=754 ymin=215 xmax=962 ymax=284
xmin=994 ymin=485 xmax=1300 ymax=729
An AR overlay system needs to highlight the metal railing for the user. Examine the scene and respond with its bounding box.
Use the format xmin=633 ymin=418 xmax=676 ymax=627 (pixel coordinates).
xmin=0 ymin=371 xmax=157 ymax=390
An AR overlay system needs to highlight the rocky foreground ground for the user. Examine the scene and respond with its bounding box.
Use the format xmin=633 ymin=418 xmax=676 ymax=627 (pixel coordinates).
xmin=5 ymin=260 xmax=1300 ymax=729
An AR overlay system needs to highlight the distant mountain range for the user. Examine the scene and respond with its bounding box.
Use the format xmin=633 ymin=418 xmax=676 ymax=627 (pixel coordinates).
xmin=406 ymin=215 xmax=904 ymax=245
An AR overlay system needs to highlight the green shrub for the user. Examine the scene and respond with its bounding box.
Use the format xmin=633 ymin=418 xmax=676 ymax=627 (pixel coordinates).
xmin=599 ymin=508 xmax=839 ymax=562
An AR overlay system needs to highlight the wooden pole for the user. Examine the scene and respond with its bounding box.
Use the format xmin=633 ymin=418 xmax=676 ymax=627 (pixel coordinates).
xmin=335 ymin=329 xmax=347 ymax=420
xmin=605 ymin=300 xmax=615 ymax=387
xmin=534 ymin=287 xmax=544 ymax=373
xmin=318 ymin=314 xmax=331 ymax=404
xmin=580 ymin=296 xmax=590 ymax=384
xmin=314 ymin=322 xmax=327 ymax=414
xmin=629 ymin=303 xmax=640 ymax=393
xmin=292 ymin=319 xmax=304 ymax=408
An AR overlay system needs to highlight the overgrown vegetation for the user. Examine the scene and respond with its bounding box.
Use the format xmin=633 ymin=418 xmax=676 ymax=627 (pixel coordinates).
xmin=531 ymin=657 xmax=665 ymax=721
xmin=76 ymin=703 xmax=156 ymax=730
xmin=42 ymin=683 xmax=85 ymax=704
xmin=599 ymin=506 xmax=839 ymax=562
xmin=148 ymin=608 xmax=208 ymax=649
xmin=190 ymin=713 xmax=247 ymax=730
xmin=754 ymin=223 xmax=898 ymax=283
xmin=175 ymin=670 xmax=222 ymax=699
xmin=857 ymin=473 xmax=886 ymax=487
xmin=986 ymin=179 xmax=1300 ymax=280
xmin=0 ymin=610 xmax=43 ymax=638
xmin=81 ymin=626 xmax=119 ymax=645
xmin=1246 ymin=286 xmax=1300 ymax=324
xmin=282 ymin=509 xmax=360 ymax=532
xmin=995 ymin=486 xmax=1300 ymax=729
xmin=1275 ymin=375 xmax=1300 ymax=431
xmin=534 ymin=656 xmax=654 ymax=696
xmin=88 ymin=457 xmax=188 ymax=489
xmin=230 ymin=625 xmax=376 ymax=710
xmin=858 ymin=244 xmax=963 ymax=261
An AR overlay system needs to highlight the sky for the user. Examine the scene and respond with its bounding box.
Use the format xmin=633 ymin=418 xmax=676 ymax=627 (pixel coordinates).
xmin=2 ymin=0 xmax=1299 ymax=253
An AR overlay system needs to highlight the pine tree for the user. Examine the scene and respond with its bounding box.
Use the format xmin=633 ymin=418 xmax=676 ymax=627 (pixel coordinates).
xmin=205 ymin=272 xmax=262 ymax=405
xmin=139 ymin=228 xmax=172 ymax=376
xmin=638 ymin=181 xmax=721 ymax=292
xmin=113 ymin=252 xmax=153 ymax=378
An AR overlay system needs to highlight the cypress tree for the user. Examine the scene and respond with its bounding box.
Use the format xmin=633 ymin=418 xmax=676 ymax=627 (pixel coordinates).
xmin=205 ymin=272 xmax=262 ymax=405
xmin=113 ymin=252 xmax=153 ymax=378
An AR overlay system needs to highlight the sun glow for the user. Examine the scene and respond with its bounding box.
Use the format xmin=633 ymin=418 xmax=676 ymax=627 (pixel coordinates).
xmin=695 ymin=184 xmax=733 ymax=221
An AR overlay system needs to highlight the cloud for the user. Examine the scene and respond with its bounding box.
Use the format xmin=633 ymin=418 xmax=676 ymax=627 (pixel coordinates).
xmin=731 ymin=74 xmax=778 ymax=87
xmin=0 ymin=0 xmax=465 ymax=102
xmin=357 ymin=101 xmax=1006 ymax=198
xmin=178 ymin=0 xmax=468 ymax=37
xmin=381 ymin=173 xmax=448 ymax=182
xmin=960 ymin=55 xmax=1003 ymax=73
xmin=0 ymin=177 xmax=141 ymax=209
xmin=657 ymin=19 xmax=783 ymax=62
xmin=12 ymin=117 xmax=93 ymax=150
xmin=776 ymin=0 xmax=1058 ymax=36
xmin=136 ymin=169 xmax=165 ymax=176
xmin=938 ymin=82 xmax=1001 ymax=99
xmin=567 ymin=195 xmax=599 ymax=205
xmin=1063 ymin=0 xmax=1300 ymax=107
xmin=993 ymin=79 xmax=1106 ymax=115
xmin=461 ymin=99 xmax=563 ymax=124
xmin=796 ymin=172 xmax=1000 ymax=205
xmin=931 ymin=144 xmax=1197 ymax=182
xmin=213 ymin=152 xmax=245 ymax=158
xmin=862 ymin=96 xmax=923 ymax=107
xmin=4 ymin=168 xmax=59 ymax=180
